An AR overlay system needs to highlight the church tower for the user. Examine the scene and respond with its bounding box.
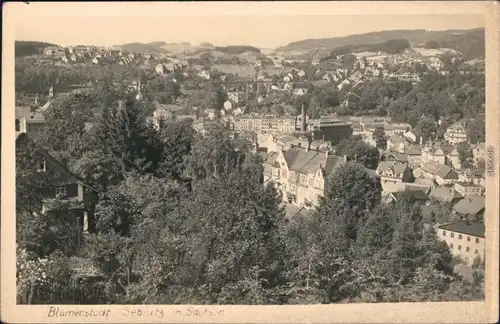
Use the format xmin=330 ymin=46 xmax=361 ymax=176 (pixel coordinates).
xmin=136 ymin=77 xmax=143 ymax=101
xmin=49 ymin=85 xmax=54 ymax=100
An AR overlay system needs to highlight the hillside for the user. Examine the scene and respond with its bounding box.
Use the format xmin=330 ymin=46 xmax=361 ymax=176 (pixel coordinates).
xmin=117 ymin=42 xmax=170 ymax=54
xmin=331 ymin=39 xmax=411 ymax=56
xmin=279 ymin=30 xmax=427 ymax=51
xmin=214 ymin=45 xmax=261 ymax=55
xmin=15 ymin=41 xmax=60 ymax=57
xmin=280 ymin=28 xmax=485 ymax=58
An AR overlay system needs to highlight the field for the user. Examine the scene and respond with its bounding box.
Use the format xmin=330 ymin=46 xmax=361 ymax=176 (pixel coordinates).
xmin=211 ymin=64 xmax=256 ymax=78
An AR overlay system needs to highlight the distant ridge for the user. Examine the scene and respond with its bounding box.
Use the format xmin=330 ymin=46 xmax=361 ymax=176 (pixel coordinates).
xmin=279 ymin=28 xmax=485 ymax=59
xmin=15 ymin=41 xmax=60 ymax=57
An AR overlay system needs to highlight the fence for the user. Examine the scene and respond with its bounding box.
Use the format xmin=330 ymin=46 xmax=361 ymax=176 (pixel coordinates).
xmin=18 ymin=281 xmax=109 ymax=304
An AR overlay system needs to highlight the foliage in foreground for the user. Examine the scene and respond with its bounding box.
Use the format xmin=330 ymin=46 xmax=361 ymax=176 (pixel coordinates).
xmin=16 ymin=98 xmax=484 ymax=304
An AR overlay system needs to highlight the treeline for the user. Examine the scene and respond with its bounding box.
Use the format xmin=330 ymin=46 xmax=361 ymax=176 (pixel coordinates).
xmin=214 ymin=46 xmax=261 ymax=55
xmin=331 ymin=39 xmax=411 ymax=56
xmin=16 ymin=94 xmax=484 ymax=304
xmin=422 ymin=29 xmax=485 ymax=60
xmin=15 ymin=41 xmax=59 ymax=58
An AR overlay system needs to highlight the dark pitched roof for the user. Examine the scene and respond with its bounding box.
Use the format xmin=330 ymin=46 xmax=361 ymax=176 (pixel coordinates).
xmin=392 ymin=190 xmax=429 ymax=201
xmin=429 ymin=186 xmax=463 ymax=202
xmin=453 ymin=197 xmax=485 ymax=216
xmin=376 ymin=160 xmax=409 ymax=175
xmin=283 ymin=147 xmax=344 ymax=175
xmin=438 ymin=221 xmax=485 ymax=238
xmin=435 ymin=165 xmax=459 ymax=179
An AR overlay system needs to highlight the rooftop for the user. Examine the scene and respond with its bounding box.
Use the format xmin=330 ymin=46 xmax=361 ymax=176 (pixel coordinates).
xmin=453 ymin=196 xmax=485 ymax=216
xmin=438 ymin=221 xmax=485 ymax=238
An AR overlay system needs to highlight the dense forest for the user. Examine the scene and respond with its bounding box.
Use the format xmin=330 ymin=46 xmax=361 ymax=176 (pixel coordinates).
xmin=15 ymin=41 xmax=59 ymax=58
xmin=17 ymin=93 xmax=485 ymax=304
xmin=214 ymin=46 xmax=261 ymax=55
xmin=331 ymin=39 xmax=411 ymax=56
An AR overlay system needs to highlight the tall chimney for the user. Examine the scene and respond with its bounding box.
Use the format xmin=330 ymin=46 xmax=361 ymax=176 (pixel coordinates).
xmin=301 ymin=104 xmax=306 ymax=132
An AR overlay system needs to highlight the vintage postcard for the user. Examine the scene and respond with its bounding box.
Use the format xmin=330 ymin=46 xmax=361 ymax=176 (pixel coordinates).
xmin=2 ymin=1 xmax=499 ymax=323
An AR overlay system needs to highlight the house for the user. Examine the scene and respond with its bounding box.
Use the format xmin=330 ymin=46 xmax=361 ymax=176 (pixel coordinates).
xmin=263 ymin=147 xmax=347 ymax=208
xmin=293 ymin=88 xmax=308 ymax=96
xmin=223 ymin=100 xmax=233 ymax=111
xmin=386 ymin=189 xmax=429 ymax=205
xmin=387 ymin=134 xmax=411 ymax=153
xmin=438 ymin=221 xmax=485 ymax=265
xmin=414 ymin=160 xmax=459 ymax=186
xmin=453 ymin=196 xmax=485 ymax=219
xmin=151 ymin=107 xmax=174 ymax=128
xmin=383 ymin=123 xmax=411 ymax=137
xmin=428 ymin=186 xmax=463 ymax=205
xmin=337 ymin=79 xmax=351 ymax=91
xmin=454 ymin=182 xmax=484 ymax=198
xmin=444 ymin=122 xmax=468 ymax=145
xmin=205 ymin=108 xmax=216 ymax=119
xmin=198 ymin=70 xmax=211 ymax=80
xmin=446 ymin=147 xmax=462 ymax=170
xmin=17 ymin=112 xmax=47 ymax=136
xmin=376 ymin=161 xmax=413 ymax=194
xmin=233 ymin=107 xmax=244 ymax=116
xmin=458 ymin=167 xmax=486 ymax=187
xmin=92 ymin=57 xmax=100 ymax=65
xmin=383 ymin=151 xmax=408 ymax=164
xmin=61 ymin=56 xmax=69 ymax=63
xmin=227 ymin=92 xmax=239 ymax=104
xmin=70 ymin=55 xmax=77 ymax=62
xmin=297 ymin=70 xmax=306 ymax=78
xmin=155 ymin=63 xmax=165 ymax=74
xmin=16 ymin=133 xmax=98 ymax=234
xmin=406 ymin=145 xmax=423 ymax=168
xmin=421 ymin=143 xmax=454 ymax=166
xmin=472 ymin=143 xmax=486 ymax=166
xmin=351 ymin=122 xmax=364 ymax=136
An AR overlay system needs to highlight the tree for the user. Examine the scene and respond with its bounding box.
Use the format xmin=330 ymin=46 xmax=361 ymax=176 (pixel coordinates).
xmin=184 ymin=125 xmax=246 ymax=181
xmin=94 ymin=98 xmax=161 ymax=177
xmin=372 ymin=127 xmax=387 ymax=150
xmin=45 ymin=92 xmax=98 ymax=153
xmin=155 ymin=121 xmax=195 ymax=181
xmin=318 ymin=162 xmax=382 ymax=243
xmin=335 ymin=138 xmax=380 ymax=169
xmin=415 ymin=118 xmax=438 ymax=143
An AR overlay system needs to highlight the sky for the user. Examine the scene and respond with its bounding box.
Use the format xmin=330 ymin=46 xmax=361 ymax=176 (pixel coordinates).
xmin=8 ymin=2 xmax=486 ymax=49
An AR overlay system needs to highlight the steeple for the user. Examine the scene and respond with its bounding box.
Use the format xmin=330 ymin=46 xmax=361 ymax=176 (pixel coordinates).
xmin=136 ymin=76 xmax=143 ymax=101
xmin=49 ymin=85 xmax=54 ymax=100
xmin=34 ymin=94 xmax=39 ymax=106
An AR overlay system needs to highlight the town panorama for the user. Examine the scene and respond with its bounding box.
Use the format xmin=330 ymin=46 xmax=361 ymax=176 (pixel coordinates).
xmin=15 ymin=27 xmax=486 ymax=304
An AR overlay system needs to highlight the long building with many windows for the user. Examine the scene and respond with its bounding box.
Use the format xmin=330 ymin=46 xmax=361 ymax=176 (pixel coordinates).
xmin=232 ymin=114 xmax=296 ymax=135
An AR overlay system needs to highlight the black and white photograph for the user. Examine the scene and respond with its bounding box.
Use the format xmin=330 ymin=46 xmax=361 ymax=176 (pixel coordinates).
xmin=2 ymin=1 xmax=499 ymax=323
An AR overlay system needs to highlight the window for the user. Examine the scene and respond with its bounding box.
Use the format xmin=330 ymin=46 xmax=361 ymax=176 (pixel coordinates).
xmin=458 ymin=245 xmax=462 ymax=251
xmin=450 ymin=233 xmax=455 ymax=238
xmin=449 ymin=243 xmax=454 ymax=249
xmin=37 ymin=160 xmax=46 ymax=172
xmin=467 ymin=236 xmax=471 ymax=242
xmin=466 ymin=247 xmax=470 ymax=252
xmin=55 ymin=185 xmax=67 ymax=197
xmin=458 ymin=234 xmax=463 ymax=240
xmin=442 ymin=231 xmax=446 ymax=236
xmin=475 ymin=249 xmax=479 ymax=254
xmin=476 ymin=238 xmax=480 ymax=244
